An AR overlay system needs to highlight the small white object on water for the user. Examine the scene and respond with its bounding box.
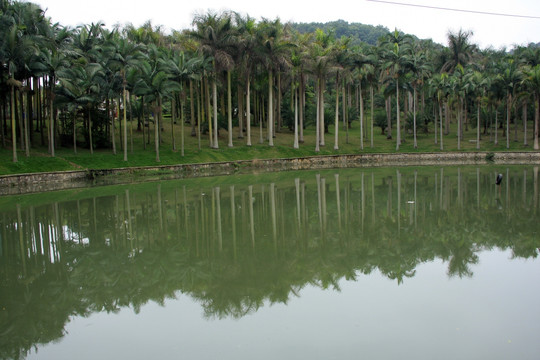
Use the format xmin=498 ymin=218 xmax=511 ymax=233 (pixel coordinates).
xmin=407 ymin=201 xmax=415 ymax=204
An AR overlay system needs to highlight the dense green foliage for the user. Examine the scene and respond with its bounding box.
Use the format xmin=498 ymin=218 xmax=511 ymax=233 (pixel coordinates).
xmin=1 ymin=0 xmax=539 ymax=173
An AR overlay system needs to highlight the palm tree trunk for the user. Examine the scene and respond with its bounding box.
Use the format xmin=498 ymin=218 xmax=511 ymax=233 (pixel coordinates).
xmin=205 ymin=77 xmax=212 ymax=148
xmin=155 ymin=99 xmax=161 ymax=162
xmin=238 ymin=83 xmax=244 ymax=139
xmin=439 ymin=103 xmax=444 ymax=150
xmin=11 ymin=85 xmax=17 ymax=163
xmin=294 ymin=86 xmax=299 ymax=149
xmin=227 ymin=70 xmax=233 ymax=147
xmin=476 ymin=102 xmax=480 ymax=150
xmin=111 ymin=99 xmax=116 ymax=155
xmin=190 ymin=80 xmax=196 ymax=137
xmin=370 ymin=85 xmax=374 ymax=148
xmin=523 ymin=101 xmax=528 ymax=147
xmin=334 ymin=77 xmax=339 ymax=151
xmin=534 ymin=94 xmax=539 ymax=150
xmin=396 ymin=80 xmax=401 ymax=151
xmin=181 ymin=98 xmax=185 ymax=157
xmin=268 ymin=69 xmax=274 ymax=147
xmin=315 ymin=77 xmax=320 ymax=152
xmin=495 ymin=108 xmax=499 ymax=146
xmin=359 ymin=82 xmax=364 ymax=150
xmin=89 ymin=109 xmax=93 ymax=154
xmin=299 ymin=73 xmax=305 ymax=143
xmin=171 ymin=95 xmax=177 ymax=151
xmin=246 ymin=75 xmax=252 ymax=146
xmin=277 ymin=72 xmax=282 ymax=132
xmin=506 ymin=93 xmax=511 ymax=149
xmin=123 ymin=87 xmax=128 ymax=161
xmin=319 ymin=76 xmax=325 ymax=147
xmin=413 ymin=86 xmax=417 ymax=149
xmin=212 ymin=79 xmax=219 ymax=149
xmin=386 ymin=96 xmax=392 ymax=139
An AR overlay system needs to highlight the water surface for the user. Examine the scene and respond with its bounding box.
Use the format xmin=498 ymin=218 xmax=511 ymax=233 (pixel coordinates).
xmin=1 ymin=166 xmax=539 ymax=359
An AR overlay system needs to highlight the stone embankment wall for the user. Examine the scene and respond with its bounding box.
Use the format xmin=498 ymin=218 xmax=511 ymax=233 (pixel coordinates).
xmin=1 ymin=152 xmax=539 ymax=195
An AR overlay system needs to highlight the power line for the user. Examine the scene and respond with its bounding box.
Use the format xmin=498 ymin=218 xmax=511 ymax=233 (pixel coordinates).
xmin=366 ymin=0 xmax=540 ymax=19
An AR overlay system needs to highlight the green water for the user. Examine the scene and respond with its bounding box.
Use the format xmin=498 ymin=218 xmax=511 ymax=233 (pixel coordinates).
xmin=1 ymin=165 xmax=539 ymax=360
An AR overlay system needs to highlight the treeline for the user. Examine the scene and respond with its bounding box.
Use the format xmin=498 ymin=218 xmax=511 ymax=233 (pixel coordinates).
xmin=1 ymin=0 xmax=540 ymax=166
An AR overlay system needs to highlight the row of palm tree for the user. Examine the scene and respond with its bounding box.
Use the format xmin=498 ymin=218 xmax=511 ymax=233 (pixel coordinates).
xmin=1 ymin=0 xmax=539 ymax=165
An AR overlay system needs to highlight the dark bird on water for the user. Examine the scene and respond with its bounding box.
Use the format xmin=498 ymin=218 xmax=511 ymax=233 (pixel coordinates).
xmin=496 ymin=173 xmax=503 ymax=185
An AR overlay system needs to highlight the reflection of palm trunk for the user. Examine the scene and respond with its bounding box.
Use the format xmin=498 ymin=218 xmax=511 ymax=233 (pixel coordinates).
xmin=317 ymin=174 xmax=323 ymax=235
xmin=477 ymin=168 xmax=480 ymax=208
xmin=126 ymin=190 xmax=132 ymax=244
xmin=371 ymin=173 xmax=376 ymax=227
xmin=215 ymin=187 xmax=222 ymax=251
xmin=534 ymin=167 xmax=538 ymax=213
xmin=248 ymin=185 xmax=255 ymax=249
xmin=295 ymin=179 xmax=301 ymax=232
xmin=158 ymin=185 xmax=163 ymax=231
xmin=17 ymin=204 xmax=27 ymax=277
xmin=270 ymin=183 xmax=277 ymax=249
xmin=322 ymin=177 xmax=327 ymax=235
xmin=523 ymin=169 xmax=527 ymax=208
xmin=361 ymin=173 xmax=365 ymax=233
xmin=397 ymin=170 xmax=401 ymax=235
xmin=230 ymin=186 xmax=237 ymax=260
xmin=183 ymin=187 xmax=189 ymax=243
xmin=335 ymin=174 xmax=341 ymax=231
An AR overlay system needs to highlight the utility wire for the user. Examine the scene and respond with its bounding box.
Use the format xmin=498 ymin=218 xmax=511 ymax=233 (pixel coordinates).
xmin=366 ymin=0 xmax=540 ymax=19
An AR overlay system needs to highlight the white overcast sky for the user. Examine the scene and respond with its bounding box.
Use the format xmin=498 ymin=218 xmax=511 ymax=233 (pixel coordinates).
xmin=32 ymin=0 xmax=540 ymax=49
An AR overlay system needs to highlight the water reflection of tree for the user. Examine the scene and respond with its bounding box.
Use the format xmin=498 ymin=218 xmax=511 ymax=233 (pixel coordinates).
xmin=1 ymin=166 xmax=539 ymax=358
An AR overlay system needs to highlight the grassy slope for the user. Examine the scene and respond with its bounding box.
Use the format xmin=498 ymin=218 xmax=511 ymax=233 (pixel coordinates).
xmin=0 ymin=119 xmax=536 ymax=176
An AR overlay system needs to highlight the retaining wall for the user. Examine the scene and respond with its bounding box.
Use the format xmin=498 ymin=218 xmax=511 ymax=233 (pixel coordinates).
xmin=1 ymin=152 xmax=539 ymax=195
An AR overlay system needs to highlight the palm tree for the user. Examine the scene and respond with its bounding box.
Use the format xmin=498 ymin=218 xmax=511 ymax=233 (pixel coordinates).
xmin=442 ymin=29 xmax=476 ymax=74
xmin=191 ymin=12 xmax=237 ymax=149
xmin=380 ymin=30 xmax=413 ymax=151
xmin=523 ymin=65 xmax=540 ymax=150
xmin=106 ymin=33 xmax=144 ymax=161
xmin=498 ymin=58 xmax=523 ymax=149
xmin=256 ymin=18 xmax=293 ymax=147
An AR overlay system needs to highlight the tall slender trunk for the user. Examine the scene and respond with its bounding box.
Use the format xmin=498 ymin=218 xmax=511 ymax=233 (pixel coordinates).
xmin=277 ymin=72 xmax=282 ymax=132
xmin=534 ymin=94 xmax=539 ymax=150
xmin=439 ymin=102 xmax=444 ymax=150
xmin=11 ymin=85 xmax=17 ymax=163
xmin=190 ymin=80 xmax=196 ymax=137
xmin=268 ymin=69 xmax=274 ymax=147
xmin=299 ymin=73 xmax=305 ymax=143
xmin=294 ymin=86 xmax=299 ymax=149
xmin=396 ymin=80 xmax=401 ymax=151
xmin=413 ymin=85 xmax=417 ymax=149
xmin=506 ymin=92 xmax=511 ymax=149
xmin=213 ymin=79 xmax=219 ymax=149
xmin=155 ymin=98 xmax=161 ymax=162
xmin=205 ymin=77 xmax=212 ymax=148
xmin=360 ymin=81 xmax=364 ymax=150
xmin=370 ymin=85 xmax=374 ymax=148
xmin=238 ymin=83 xmax=244 ymax=139
xmin=123 ymin=86 xmax=128 ymax=161
xmin=523 ymin=100 xmax=528 ymax=146
xmin=476 ymin=101 xmax=481 ymax=150
xmin=246 ymin=74 xmax=252 ymax=146
xmin=315 ymin=77 xmax=320 ymax=152
xmin=334 ymin=76 xmax=339 ymax=150
xmin=227 ymin=70 xmax=233 ymax=147
xmin=386 ymin=96 xmax=392 ymax=139
xmin=171 ymin=95 xmax=177 ymax=151
xmin=111 ymin=99 xmax=116 ymax=155
xmin=319 ymin=75 xmax=325 ymax=147
xmin=89 ymin=108 xmax=93 ymax=154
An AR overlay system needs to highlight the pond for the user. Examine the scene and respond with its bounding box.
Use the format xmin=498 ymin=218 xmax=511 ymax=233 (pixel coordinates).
xmin=1 ymin=165 xmax=539 ymax=360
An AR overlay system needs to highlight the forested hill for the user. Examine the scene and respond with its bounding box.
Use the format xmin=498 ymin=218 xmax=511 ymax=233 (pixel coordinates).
xmin=290 ymin=19 xmax=391 ymax=46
